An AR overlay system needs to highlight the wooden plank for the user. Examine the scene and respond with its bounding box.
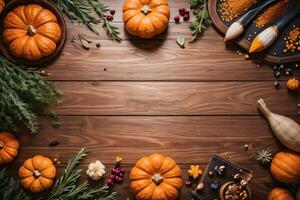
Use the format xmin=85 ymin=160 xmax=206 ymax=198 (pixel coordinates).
xmin=53 ymin=82 xmax=299 ymax=115
xmin=46 ymin=26 xmax=297 ymax=81
xmin=17 ymin=116 xmax=284 ymax=165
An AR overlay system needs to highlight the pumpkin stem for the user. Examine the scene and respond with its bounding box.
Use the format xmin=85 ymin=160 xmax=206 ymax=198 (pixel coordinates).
xmin=152 ymin=173 xmax=163 ymax=185
xmin=27 ymin=25 xmax=36 ymax=36
xmin=0 ymin=141 xmax=3 ymax=148
xmin=140 ymin=5 xmax=151 ymax=15
xmin=33 ymin=170 xmax=41 ymax=178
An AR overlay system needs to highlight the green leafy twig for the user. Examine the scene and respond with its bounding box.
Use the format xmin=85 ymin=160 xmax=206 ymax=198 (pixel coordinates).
xmin=87 ymin=0 xmax=121 ymax=42
xmin=190 ymin=0 xmax=203 ymax=8
xmin=47 ymin=148 xmax=118 ymax=200
xmin=0 ymin=55 xmax=61 ymax=134
xmin=0 ymin=168 xmax=32 ymax=200
xmin=189 ymin=0 xmax=211 ymax=43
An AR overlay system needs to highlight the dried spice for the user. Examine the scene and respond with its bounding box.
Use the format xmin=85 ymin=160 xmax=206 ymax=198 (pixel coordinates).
xmin=255 ymin=0 xmax=288 ymax=28
xmin=224 ymin=183 xmax=249 ymax=200
xmin=219 ymin=0 xmax=257 ymax=22
xmin=188 ymin=165 xmax=203 ymax=179
xmin=283 ymin=27 xmax=300 ymax=53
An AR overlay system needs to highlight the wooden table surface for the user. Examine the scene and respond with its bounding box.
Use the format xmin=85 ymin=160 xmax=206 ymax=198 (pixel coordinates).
xmin=11 ymin=0 xmax=300 ymax=199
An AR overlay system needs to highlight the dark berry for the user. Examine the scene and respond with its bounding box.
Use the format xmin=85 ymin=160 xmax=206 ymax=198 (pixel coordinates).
xmin=110 ymin=9 xmax=115 ymax=15
xmin=120 ymin=168 xmax=125 ymax=173
xmin=110 ymin=175 xmax=115 ymax=179
xmin=114 ymin=176 xmax=119 ymax=181
xmin=174 ymin=16 xmax=180 ymax=23
xmin=185 ymin=10 xmax=190 ymax=15
xmin=274 ymin=80 xmax=280 ymax=89
xmin=286 ymin=68 xmax=293 ymax=76
xmin=117 ymin=177 xmax=123 ymax=182
xmin=185 ymin=181 xmax=192 ymax=187
xmin=179 ymin=8 xmax=186 ymax=16
xmin=107 ymin=178 xmax=114 ymax=186
xmin=106 ymin=15 xmax=113 ymax=21
xmin=183 ymin=14 xmax=190 ymax=21
xmin=111 ymin=168 xmax=117 ymax=174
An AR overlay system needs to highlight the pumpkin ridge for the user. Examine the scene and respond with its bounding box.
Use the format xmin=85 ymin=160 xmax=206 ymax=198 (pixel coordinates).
xmin=128 ymin=14 xmax=145 ymax=35
xmin=274 ymin=158 xmax=299 ymax=177
xmin=30 ymin=8 xmax=44 ymax=28
xmin=272 ymin=164 xmax=294 ymax=180
xmin=123 ymin=10 xmax=140 ymax=24
xmin=7 ymin=12 xmax=27 ymax=30
xmin=13 ymin=6 xmax=28 ymax=26
xmin=135 ymin=166 xmax=153 ymax=176
xmin=22 ymin=37 xmax=42 ymax=60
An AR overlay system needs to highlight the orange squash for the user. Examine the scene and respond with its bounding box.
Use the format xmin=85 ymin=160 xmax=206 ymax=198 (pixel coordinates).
xmin=19 ymin=155 xmax=56 ymax=193
xmin=123 ymin=0 xmax=170 ymax=38
xmin=0 ymin=0 xmax=5 ymax=14
xmin=3 ymin=4 xmax=62 ymax=61
xmin=267 ymin=188 xmax=295 ymax=200
xmin=271 ymin=151 xmax=300 ymax=183
xmin=287 ymin=78 xmax=300 ymax=91
xmin=130 ymin=153 xmax=182 ymax=200
xmin=0 ymin=132 xmax=19 ymax=165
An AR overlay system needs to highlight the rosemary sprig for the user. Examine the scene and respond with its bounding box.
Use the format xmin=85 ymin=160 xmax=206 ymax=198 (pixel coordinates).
xmin=51 ymin=0 xmax=121 ymax=42
xmin=87 ymin=0 xmax=122 ymax=42
xmin=0 ymin=168 xmax=32 ymax=200
xmin=0 ymin=55 xmax=61 ymax=134
xmin=51 ymin=0 xmax=99 ymax=34
xmin=47 ymin=148 xmax=118 ymax=200
xmin=190 ymin=0 xmax=203 ymax=8
xmin=189 ymin=0 xmax=211 ymax=43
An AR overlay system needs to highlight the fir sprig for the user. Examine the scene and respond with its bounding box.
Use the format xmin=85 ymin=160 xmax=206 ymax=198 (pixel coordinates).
xmin=189 ymin=0 xmax=211 ymax=43
xmin=190 ymin=0 xmax=203 ymax=8
xmin=0 ymin=55 xmax=61 ymax=134
xmin=0 ymin=168 xmax=32 ymax=200
xmin=47 ymin=148 xmax=118 ymax=200
xmin=87 ymin=0 xmax=122 ymax=42
xmin=51 ymin=0 xmax=121 ymax=42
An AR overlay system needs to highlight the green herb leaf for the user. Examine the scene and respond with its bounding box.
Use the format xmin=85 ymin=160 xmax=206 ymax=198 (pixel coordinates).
xmin=177 ymin=34 xmax=185 ymax=48
xmin=0 ymin=56 xmax=61 ymax=134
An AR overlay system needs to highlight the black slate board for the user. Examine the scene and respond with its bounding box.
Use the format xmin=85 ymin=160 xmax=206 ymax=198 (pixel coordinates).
xmin=208 ymin=0 xmax=300 ymax=64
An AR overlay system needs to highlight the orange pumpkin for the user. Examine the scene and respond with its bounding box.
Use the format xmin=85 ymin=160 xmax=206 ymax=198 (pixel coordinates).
xmin=271 ymin=151 xmax=300 ymax=183
xmin=3 ymin=4 xmax=62 ymax=61
xmin=123 ymin=0 xmax=170 ymax=38
xmin=0 ymin=0 xmax=5 ymax=14
xmin=267 ymin=188 xmax=294 ymax=200
xmin=19 ymin=155 xmax=56 ymax=193
xmin=130 ymin=153 xmax=182 ymax=200
xmin=287 ymin=78 xmax=300 ymax=91
xmin=0 ymin=132 xmax=19 ymax=164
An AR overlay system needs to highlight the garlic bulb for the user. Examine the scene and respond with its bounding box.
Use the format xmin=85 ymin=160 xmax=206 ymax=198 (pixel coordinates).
xmin=86 ymin=160 xmax=105 ymax=180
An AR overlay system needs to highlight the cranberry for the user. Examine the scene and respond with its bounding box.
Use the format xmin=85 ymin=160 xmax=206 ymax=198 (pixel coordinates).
xmin=113 ymin=176 xmax=119 ymax=181
xmin=106 ymin=15 xmax=113 ymax=21
xmin=110 ymin=9 xmax=115 ymax=15
xmin=107 ymin=178 xmax=114 ymax=186
xmin=185 ymin=10 xmax=190 ymax=15
xmin=111 ymin=168 xmax=117 ymax=174
xmin=117 ymin=177 xmax=123 ymax=182
xmin=174 ymin=16 xmax=180 ymax=23
xmin=183 ymin=14 xmax=190 ymax=21
xmin=179 ymin=8 xmax=186 ymax=16
xmin=120 ymin=168 xmax=125 ymax=174
xmin=110 ymin=175 xmax=115 ymax=179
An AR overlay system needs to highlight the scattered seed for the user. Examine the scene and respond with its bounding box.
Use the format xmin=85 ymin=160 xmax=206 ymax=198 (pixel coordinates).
xmin=96 ymin=43 xmax=101 ymax=48
xmin=274 ymin=80 xmax=280 ymax=89
xmin=49 ymin=139 xmax=60 ymax=147
xmin=197 ymin=182 xmax=205 ymax=190
xmin=244 ymin=144 xmax=249 ymax=150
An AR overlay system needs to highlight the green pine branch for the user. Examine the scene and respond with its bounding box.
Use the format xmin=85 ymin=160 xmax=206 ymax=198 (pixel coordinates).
xmin=47 ymin=148 xmax=118 ymax=200
xmin=0 ymin=55 xmax=61 ymax=134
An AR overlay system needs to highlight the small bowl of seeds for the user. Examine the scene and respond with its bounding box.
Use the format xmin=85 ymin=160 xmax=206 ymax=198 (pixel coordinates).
xmin=219 ymin=181 xmax=251 ymax=200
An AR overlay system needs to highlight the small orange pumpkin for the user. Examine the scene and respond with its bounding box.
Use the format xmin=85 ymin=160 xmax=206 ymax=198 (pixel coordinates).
xmin=3 ymin=4 xmax=62 ymax=61
xmin=0 ymin=132 xmax=19 ymax=164
xmin=267 ymin=188 xmax=294 ymax=200
xmin=0 ymin=0 xmax=5 ymax=14
xmin=130 ymin=153 xmax=182 ymax=200
xmin=19 ymin=155 xmax=56 ymax=193
xmin=123 ymin=0 xmax=170 ymax=38
xmin=287 ymin=78 xmax=300 ymax=91
xmin=271 ymin=151 xmax=300 ymax=183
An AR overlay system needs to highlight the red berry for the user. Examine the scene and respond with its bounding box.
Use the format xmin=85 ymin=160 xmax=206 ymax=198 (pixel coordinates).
xmin=107 ymin=178 xmax=114 ymax=186
xmin=110 ymin=175 xmax=115 ymax=179
xmin=185 ymin=10 xmax=190 ymax=15
xmin=114 ymin=176 xmax=119 ymax=181
xmin=179 ymin=8 xmax=186 ymax=13
xmin=110 ymin=9 xmax=115 ymax=15
xmin=174 ymin=16 xmax=180 ymax=23
xmin=183 ymin=14 xmax=190 ymax=21
xmin=117 ymin=177 xmax=123 ymax=182
xmin=185 ymin=180 xmax=192 ymax=187
xmin=111 ymin=168 xmax=117 ymax=174
xmin=120 ymin=168 xmax=125 ymax=173
xmin=106 ymin=15 xmax=113 ymax=21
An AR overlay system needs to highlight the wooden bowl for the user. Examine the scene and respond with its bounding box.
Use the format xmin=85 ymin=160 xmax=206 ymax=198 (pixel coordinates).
xmin=219 ymin=181 xmax=252 ymax=200
xmin=208 ymin=0 xmax=300 ymax=64
xmin=0 ymin=0 xmax=67 ymax=67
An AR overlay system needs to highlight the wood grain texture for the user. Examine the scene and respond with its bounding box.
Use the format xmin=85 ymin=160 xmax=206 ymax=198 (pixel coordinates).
xmin=55 ymin=82 xmax=299 ymax=115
